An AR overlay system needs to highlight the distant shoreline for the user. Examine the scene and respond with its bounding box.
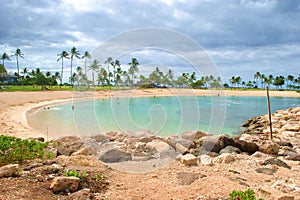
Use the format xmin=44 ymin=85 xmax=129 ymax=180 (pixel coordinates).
xmin=0 ymin=89 xmax=299 ymax=140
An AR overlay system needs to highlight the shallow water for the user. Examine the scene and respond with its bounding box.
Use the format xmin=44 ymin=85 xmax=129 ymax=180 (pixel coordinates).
xmin=27 ymin=96 xmax=300 ymax=138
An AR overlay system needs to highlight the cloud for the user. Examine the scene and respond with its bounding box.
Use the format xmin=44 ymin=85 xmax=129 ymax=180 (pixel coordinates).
xmin=0 ymin=0 xmax=299 ymax=83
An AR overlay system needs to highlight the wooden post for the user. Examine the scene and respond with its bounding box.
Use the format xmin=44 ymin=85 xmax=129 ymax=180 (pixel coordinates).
xmin=266 ymin=86 xmax=273 ymax=140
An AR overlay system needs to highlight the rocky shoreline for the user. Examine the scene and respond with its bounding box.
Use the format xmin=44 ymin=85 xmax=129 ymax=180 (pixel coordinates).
xmin=0 ymin=107 xmax=300 ymax=199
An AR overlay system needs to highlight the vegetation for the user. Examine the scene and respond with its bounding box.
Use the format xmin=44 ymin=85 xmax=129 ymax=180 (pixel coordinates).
xmin=64 ymin=170 xmax=87 ymax=180
xmin=229 ymin=189 xmax=263 ymax=200
xmin=0 ymin=135 xmax=53 ymax=166
xmin=1 ymin=48 xmax=300 ymax=91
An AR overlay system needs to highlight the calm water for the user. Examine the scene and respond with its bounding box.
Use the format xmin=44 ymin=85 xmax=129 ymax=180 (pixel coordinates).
xmin=27 ymin=96 xmax=300 ymax=138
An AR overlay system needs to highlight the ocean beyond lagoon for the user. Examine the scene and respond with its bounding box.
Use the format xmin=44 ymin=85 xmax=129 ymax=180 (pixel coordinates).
xmin=27 ymin=96 xmax=300 ymax=138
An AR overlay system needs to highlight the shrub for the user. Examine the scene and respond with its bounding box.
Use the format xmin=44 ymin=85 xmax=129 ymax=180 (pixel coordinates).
xmin=0 ymin=135 xmax=51 ymax=166
xmin=229 ymin=189 xmax=263 ymax=200
xmin=64 ymin=170 xmax=87 ymax=180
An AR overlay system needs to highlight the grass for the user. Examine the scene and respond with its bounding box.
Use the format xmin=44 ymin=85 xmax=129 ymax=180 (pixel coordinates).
xmin=0 ymin=135 xmax=54 ymax=166
xmin=0 ymin=85 xmax=132 ymax=92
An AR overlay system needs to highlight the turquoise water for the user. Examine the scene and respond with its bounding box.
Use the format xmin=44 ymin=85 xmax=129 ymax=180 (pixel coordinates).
xmin=27 ymin=96 xmax=300 ymax=138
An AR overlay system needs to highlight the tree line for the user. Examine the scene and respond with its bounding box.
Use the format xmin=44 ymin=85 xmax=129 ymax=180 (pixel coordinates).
xmin=1 ymin=47 xmax=300 ymax=90
xmin=227 ymin=72 xmax=300 ymax=90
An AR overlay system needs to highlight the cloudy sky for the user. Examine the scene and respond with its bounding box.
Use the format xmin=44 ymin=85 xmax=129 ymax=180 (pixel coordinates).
xmin=0 ymin=0 xmax=299 ymax=83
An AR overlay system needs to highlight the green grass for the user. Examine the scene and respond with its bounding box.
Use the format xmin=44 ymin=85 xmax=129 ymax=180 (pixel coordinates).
xmin=0 ymin=135 xmax=53 ymax=166
xmin=0 ymin=85 xmax=132 ymax=92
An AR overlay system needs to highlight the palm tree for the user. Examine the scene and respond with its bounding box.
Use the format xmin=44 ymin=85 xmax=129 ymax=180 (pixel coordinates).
xmin=12 ymin=49 xmax=24 ymax=77
xmin=89 ymin=59 xmax=101 ymax=86
xmin=230 ymin=76 xmax=236 ymax=88
xmin=98 ymin=68 xmax=108 ymax=86
xmin=128 ymin=58 xmax=139 ymax=87
xmin=104 ymin=57 xmax=114 ymax=85
xmin=286 ymin=75 xmax=294 ymax=90
xmin=57 ymin=51 xmax=70 ymax=85
xmin=113 ymin=59 xmax=120 ymax=85
xmin=254 ymin=72 xmax=261 ymax=88
xmin=115 ymin=67 xmax=123 ymax=87
xmin=82 ymin=51 xmax=91 ymax=75
xmin=1 ymin=53 xmax=10 ymax=67
xmin=166 ymin=69 xmax=174 ymax=87
xmin=70 ymin=47 xmax=81 ymax=84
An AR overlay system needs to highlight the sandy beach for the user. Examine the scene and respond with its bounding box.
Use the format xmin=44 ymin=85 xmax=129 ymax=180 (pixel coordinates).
xmin=0 ymin=89 xmax=299 ymax=139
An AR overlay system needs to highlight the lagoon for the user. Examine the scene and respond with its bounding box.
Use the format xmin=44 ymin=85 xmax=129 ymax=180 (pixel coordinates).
xmin=27 ymin=96 xmax=300 ymax=138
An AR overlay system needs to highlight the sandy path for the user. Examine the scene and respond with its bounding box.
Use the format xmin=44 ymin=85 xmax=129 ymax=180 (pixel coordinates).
xmin=0 ymin=89 xmax=299 ymax=139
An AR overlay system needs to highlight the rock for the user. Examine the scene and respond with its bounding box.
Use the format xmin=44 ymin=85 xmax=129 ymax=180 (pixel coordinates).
xmin=175 ymin=143 xmax=189 ymax=154
xmin=242 ymin=118 xmax=253 ymax=127
xmin=181 ymin=130 xmax=207 ymax=141
xmin=218 ymin=134 xmax=236 ymax=147
xmin=28 ymin=137 xmax=45 ymax=142
xmin=159 ymin=145 xmax=178 ymax=159
xmin=167 ymin=137 xmax=193 ymax=149
xmin=180 ymin=153 xmax=199 ymax=166
xmin=52 ymin=136 xmax=84 ymax=156
xmin=281 ymin=131 xmax=298 ymax=138
xmin=219 ymin=146 xmax=241 ymax=154
xmin=199 ymin=136 xmax=224 ymax=153
xmin=255 ymin=167 xmax=277 ymax=175
xmin=239 ymin=134 xmax=260 ymax=143
xmin=177 ymin=172 xmax=201 ymax=185
xmin=263 ymin=158 xmax=291 ymax=169
xmin=67 ymin=188 xmax=93 ymax=200
xmin=99 ymin=148 xmax=132 ymax=163
xmin=272 ymin=180 xmax=297 ymax=193
xmin=72 ymin=147 xmax=91 ymax=156
xmin=214 ymin=153 xmax=236 ymax=164
xmin=258 ymin=187 xmax=295 ymax=200
xmin=50 ymin=176 xmax=80 ymax=193
xmin=234 ymin=139 xmax=258 ymax=154
xmin=278 ymin=140 xmax=293 ymax=147
xmin=0 ymin=164 xmax=19 ymax=178
xmin=199 ymin=154 xmax=213 ymax=166
xmin=259 ymin=140 xmax=280 ymax=155
xmin=91 ymin=134 xmax=108 ymax=143
xmin=251 ymin=151 xmax=268 ymax=158
xmin=285 ymin=154 xmax=300 ymax=161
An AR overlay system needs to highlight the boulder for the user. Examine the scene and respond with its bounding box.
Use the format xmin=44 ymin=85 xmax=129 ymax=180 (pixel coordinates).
xmin=91 ymin=134 xmax=108 ymax=143
xmin=50 ymin=176 xmax=80 ymax=193
xmin=175 ymin=143 xmax=189 ymax=154
xmin=0 ymin=164 xmax=19 ymax=178
xmin=218 ymin=134 xmax=236 ymax=147
xmin=67 ymin=188 xmax=93 ymax=200
xmin=99 ymin=148 xmax=132 ymax=163
xmin=167 ymin=137 xmax=193 ymax=149
xmin=199 ymin=136 xmax=224 ymax=153
xmin=181 ymin=130 xmax=207 ymax=141
xmin=239 ymin=134 xmax=260 ymax=143
xmin=199 ymin=154 xmax=213 ymax=166
xmin=180 ymin=153 xmax=199 ymax=166
xmin=259 ymin=140 xmax=280 ymax=155
xmin=52 ymin=136 xmax=84 ymax=156
xmin=72 ymin=147 xmax=91 ymax=156
xmin=214 ymin=153 xmax=236 ymax=164
xmin=234 ymin=139 xmax=258 ymax=154
xmin=219 ymin=146 xmax=241 ymax=154
xmin=263 ymin=158 xmax=291 ymax=169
